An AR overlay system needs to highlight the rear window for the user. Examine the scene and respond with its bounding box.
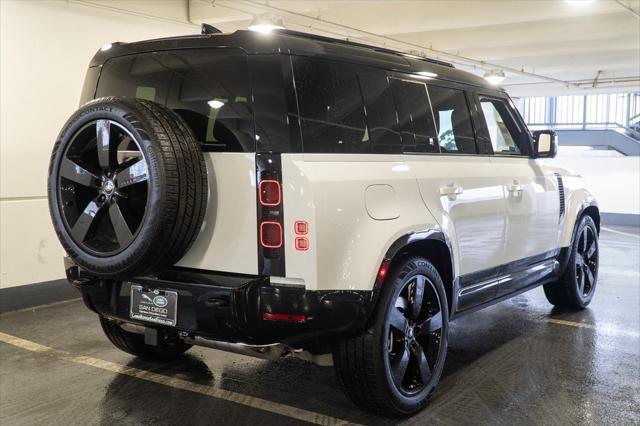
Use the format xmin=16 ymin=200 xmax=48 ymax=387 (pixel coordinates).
xmin=95 ymin=48 xmax=254 ymax=152
xmin=427 ymin=85 xmax=476 ymax=154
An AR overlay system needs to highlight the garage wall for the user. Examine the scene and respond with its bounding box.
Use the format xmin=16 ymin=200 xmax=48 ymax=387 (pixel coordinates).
xmin=0 ymin=0 xmax=196 ymax=289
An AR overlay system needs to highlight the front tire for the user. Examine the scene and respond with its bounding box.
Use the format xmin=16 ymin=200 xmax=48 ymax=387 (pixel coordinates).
xmin=99 ymin=317 xmax=192 ymax=359
xmin=333 ymin=257 xmax=449 ymax=416
xmin=544 ymin=215 xmax=599 ymax=309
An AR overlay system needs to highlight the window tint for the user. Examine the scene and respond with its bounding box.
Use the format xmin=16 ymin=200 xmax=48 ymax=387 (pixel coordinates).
xmin=427 ymin=86 xmax=476 ymax=154
xmin=389 ymin=79 xmax=439 ymax=153
xmin=479 ymin=97 xmax=523 ymax=155
xmin=293 ymin=57 xmax=367 ymax=153
xmin=357 ymin=72 xmax=401 ymax=151
xmin=96 ymin=49 xmax=254 ymax=152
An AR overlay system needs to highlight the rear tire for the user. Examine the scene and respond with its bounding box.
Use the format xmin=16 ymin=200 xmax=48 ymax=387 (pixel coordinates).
xmin=99 ymin=316 xmax=192 ymax=359
xmin=333 ymin=257 xmax=449 ymax=416
xmin=544 ymin=215 xmax=599 ymax=309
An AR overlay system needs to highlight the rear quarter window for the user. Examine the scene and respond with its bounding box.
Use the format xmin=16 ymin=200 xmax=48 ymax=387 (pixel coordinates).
xmin=95 ymin=48 xmax=254 ymax=152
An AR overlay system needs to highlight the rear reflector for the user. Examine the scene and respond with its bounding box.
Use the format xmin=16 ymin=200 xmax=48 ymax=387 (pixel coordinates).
xmin=260 ymin=221 xmax=283 ymax=248
xmin=259 ymin=180 xmax=281 ymax=206
xmin=295 ymin=237 xmax=309 ymax=251
xmin=294 ymin=221 xmax=308 ymax=235
xmin=263 ymin=312 xmax=306 ymax=323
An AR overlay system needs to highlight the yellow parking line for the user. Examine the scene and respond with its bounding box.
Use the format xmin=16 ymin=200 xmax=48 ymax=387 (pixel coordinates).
xmin=0 ymin=331 xmax=358 ymax=426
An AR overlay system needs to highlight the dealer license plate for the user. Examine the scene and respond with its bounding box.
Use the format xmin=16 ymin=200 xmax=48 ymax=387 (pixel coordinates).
xmin=130 ymin=285 xmax=178 ymax=327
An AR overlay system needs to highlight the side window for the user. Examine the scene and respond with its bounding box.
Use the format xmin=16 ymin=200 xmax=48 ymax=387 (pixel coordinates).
xmin=389 ymin=79 xmax=439 ymax=153
xmin=478 ymin=97 xmax=524 ymax=155
xmin=427 ymin=85 xmax=476 ymax=154
xmin=357 ymin=72 xmax=401 ymax=151
xmin=96 ymin=49 xmax=254 ymax=152
xmin=292 ymin=57 xmax=367 ymax=153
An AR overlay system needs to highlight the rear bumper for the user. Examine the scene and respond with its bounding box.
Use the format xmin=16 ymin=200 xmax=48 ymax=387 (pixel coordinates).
xmin=65 ymin=259 xmax=374 ymax=348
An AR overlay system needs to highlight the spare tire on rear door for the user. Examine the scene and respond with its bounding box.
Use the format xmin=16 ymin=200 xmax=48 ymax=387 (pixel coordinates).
xmin=48 ymin=97 xmax=208 ymax=277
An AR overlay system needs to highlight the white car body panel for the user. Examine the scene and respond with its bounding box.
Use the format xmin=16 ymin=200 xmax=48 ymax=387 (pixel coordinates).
xmin=177 ymin=153 xmax=258 ymax=275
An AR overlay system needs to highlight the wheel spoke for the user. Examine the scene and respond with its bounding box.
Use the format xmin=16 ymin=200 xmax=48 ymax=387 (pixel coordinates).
xmin=96 ymin=119 xmax=115 ymax=170
xmin=582 ymin=228 xmax=588 ymax=253
xmin=60 ymin=157 xmax=99 ymax=187
xmin=585 ymin=265 xmax=595 ymax=289
xmin=71 ymin=198 xmax=103 ymax=242
xmin=410 ymin=343 xmax=432 ymax=385
xmin=586 ymin=241 xmax=597 ymax=259
xmin=578 ymin=268 xmax=586 ymax=295
xmin=409 ymin=275 xmax=425 ymax=320
xmin=389 ymin=307 xmax=407 ymax=332
xmin=390 ymin=346 xmax=410 ymax=388
xmin=417 ymin=311 xmax=443 ymax=335
xmin=116 ymin=159 xmax=148 ymax=188
xmin=109 ymin=202 xmax=133 ymax=247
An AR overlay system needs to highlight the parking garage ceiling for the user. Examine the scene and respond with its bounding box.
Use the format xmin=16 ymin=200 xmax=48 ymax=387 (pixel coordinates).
xmin=78 ymin=0 xmax=640 ymax=96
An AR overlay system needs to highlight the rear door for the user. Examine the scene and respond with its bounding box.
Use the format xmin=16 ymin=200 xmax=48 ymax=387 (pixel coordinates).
xmin=397 ymin=80 xmax=507 ymax=310
xmin=473 ymin=94 xmax=560 ymax=297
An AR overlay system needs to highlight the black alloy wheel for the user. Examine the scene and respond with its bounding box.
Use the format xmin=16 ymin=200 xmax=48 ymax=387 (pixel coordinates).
xmin=48 ymin=97 xmax=207 ymax=277
xmin=574 ymin=224 xmax=598 ymax=299
xmin=58 ymin=119 xmax=149 ymax=256
xmin=543 ymin=215 xmax=599 ymax=309
xmin=386 ymin=274 xmax=444 ymax=395
xmin=333 ymin=257 xmax=448 ymax=416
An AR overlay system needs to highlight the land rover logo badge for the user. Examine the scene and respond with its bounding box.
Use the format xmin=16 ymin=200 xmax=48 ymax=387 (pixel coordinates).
xmin=153 ymin=295 xmax=168 ymax=308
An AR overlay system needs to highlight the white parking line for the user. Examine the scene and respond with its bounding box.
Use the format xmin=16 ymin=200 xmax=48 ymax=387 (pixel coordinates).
xmin=0 ymin=331 xmax=358 ymax=426
xmin=601 ymin=226 xmax=640 ymax=239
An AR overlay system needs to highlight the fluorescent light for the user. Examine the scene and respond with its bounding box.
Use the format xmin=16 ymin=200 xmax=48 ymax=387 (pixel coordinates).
xmin=565 ymin=0 xmax=595 ymax=5
xmin=417 ymin=71 xmax=438 ymax=78
xmin=248 ymin=14 xmax=285 ymax=34
xmin=208 ymin=99 xmax=225 ymax=109
xmin=483 ymin=69 xmax=506 ymax=85
xmin=100 ymin=43 xmax=112 ymax=52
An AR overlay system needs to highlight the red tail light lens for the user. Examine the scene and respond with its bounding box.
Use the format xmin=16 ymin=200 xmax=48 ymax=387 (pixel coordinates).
xmin=259 ymin=180 xmax=281 ymax=206
xmin=263 ymin=312 xmax=306 ymax=323
xmin=260 ymin=221 xmax=283 ymax=248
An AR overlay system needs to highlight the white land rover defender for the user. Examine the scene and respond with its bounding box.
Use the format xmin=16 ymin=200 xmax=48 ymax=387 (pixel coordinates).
xmin=48 ymin=28 xmax=600 ymax=416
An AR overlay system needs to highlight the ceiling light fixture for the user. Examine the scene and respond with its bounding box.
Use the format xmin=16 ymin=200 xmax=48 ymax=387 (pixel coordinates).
xmin=248 ymin=14 xmax=285 ymax=34
xmin=565 ymin=0 xmax=595 ymax=5
xmin=484 ymin=69 xmax=506 ymax=85
xmin=208 ymin=99 xmax=225 ymax=109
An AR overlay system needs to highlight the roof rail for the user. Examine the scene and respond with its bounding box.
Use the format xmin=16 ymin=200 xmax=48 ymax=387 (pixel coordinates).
xmin=280 ymin=29 xmax=454 ymax=68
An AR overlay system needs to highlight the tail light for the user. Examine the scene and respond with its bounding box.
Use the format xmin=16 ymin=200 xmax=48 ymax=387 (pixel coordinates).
xmin=256 ymin=154 xmax=285 ymax=276
xmin=260 ymin=221 xmax=283 ymax=248
xmin=259 ymin=180 xmax=281 ymax=206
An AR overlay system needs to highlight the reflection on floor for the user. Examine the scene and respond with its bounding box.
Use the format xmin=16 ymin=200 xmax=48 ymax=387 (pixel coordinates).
xmin=1 ymin=226 xmax=638 ymax=425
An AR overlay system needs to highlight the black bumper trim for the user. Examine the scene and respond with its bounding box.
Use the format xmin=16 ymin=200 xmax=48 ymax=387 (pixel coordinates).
xmin=66 ymin=261 xmax=374 ymax=348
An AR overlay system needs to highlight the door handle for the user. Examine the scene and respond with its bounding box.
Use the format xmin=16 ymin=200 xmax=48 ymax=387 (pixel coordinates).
xmin=507 ymin=181 xmax=524 ymax=197
xmin=440 ymin=184 xmax=463 ymax=200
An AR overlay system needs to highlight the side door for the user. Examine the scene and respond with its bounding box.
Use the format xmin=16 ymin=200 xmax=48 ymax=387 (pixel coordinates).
xmin=393 ymin=78 xmax=507 ymax=311
xmin=472 ymin=94 xmax=560 ymax=297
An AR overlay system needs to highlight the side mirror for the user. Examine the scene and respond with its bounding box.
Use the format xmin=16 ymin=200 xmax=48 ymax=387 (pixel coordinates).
xmin=533 ymin=130 xmax=557 ymax=158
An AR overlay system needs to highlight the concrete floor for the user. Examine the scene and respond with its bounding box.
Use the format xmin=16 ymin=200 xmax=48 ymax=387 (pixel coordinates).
xmin=1 ymin=226 xmax=638 ymax=425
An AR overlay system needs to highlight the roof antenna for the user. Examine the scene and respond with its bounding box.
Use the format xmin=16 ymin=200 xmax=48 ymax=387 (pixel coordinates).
xmin=201 ymin=23 xmax=222 ymax=35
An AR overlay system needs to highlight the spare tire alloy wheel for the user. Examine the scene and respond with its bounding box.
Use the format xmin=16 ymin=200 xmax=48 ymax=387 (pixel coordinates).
xmin=49 ymin=97 xmax=208 ymax=277
xmin=59 ymin=120 xmax=148 ymax=255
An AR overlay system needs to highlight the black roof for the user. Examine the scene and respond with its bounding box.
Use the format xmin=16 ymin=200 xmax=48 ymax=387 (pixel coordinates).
xmin=91 ymin=29 xmax=496 ymax=90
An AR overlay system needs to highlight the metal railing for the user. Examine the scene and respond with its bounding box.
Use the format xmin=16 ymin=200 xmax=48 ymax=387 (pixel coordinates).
xmin=517 ymin=92 xmax=640 ymax=132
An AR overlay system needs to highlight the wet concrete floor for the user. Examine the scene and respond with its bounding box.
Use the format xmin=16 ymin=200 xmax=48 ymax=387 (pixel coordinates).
xmin=1 ymin=226 xmax=638 ymax=425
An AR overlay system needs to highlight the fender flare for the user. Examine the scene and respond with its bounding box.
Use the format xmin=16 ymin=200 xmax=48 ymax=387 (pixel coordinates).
xmin=369 ymin=228 xmax=458 ymax=319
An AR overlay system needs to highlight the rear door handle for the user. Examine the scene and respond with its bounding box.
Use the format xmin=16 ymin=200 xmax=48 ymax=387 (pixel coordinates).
xmin=440 ymin=184 xmax=463 ymax=200
xmin=507 ymin=181 xmax=523 ymax=197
